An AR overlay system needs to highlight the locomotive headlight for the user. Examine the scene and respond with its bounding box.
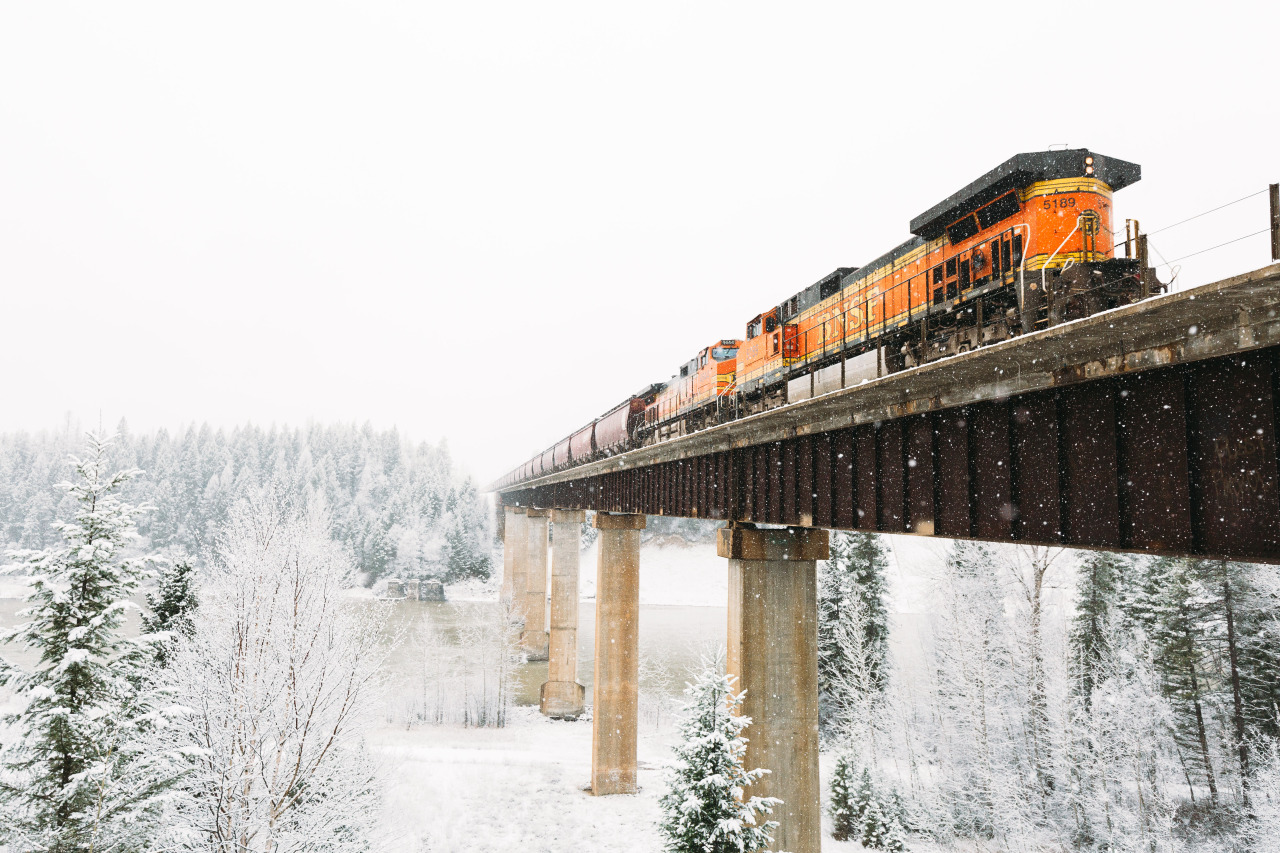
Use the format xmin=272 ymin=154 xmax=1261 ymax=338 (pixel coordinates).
xmin=1085 ymin=156 xmax=1094 ymax=165
xmin=1085 ymin=155 xmax=1095 ymax=175
xmin=1085 ymin=165 xmax=1095 ymax=175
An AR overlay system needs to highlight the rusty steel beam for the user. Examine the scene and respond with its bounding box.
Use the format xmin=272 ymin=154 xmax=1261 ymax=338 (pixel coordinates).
xmin=498 ymin=264 xmax=1280 ymax=563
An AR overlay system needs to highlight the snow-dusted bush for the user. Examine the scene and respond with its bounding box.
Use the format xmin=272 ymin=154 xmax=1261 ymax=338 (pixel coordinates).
xmin=153 ymin=494 xmax=391 ymax=851
xmin=406 ymin=600 xmax=521 ymax=728
xmin=657 ymin=666 xmax=780 ymax=853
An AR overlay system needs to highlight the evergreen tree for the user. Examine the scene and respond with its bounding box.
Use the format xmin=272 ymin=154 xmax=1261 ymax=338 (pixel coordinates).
xmin=829 ymin=751 xmax=859 ymax=841
xmin=1239 ymin=564 xmax=1280 ymax=746
xmin=141 ymin=559 xmax=199 ymax=667
xmin=844 ymin=766 xmax=908 ymax=851
xmin=0 ymin=434 xmax=163 ymax=852
xmin=818 ymin=531 xmax=890 ymax=732
xmin=1069 ymin=551 xmax=1128 ymax=703
xmin=1143 ymin=557 xmax=1221 ymax=803
xmin=657 ymin=667 xmax=781 ymax=853
xmin=442 ymin=479 xmax=493 ymax=583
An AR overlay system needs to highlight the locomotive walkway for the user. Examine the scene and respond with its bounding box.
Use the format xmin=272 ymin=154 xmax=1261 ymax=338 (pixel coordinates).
xmin=492 ymin=261 xmax=1280 ymax=853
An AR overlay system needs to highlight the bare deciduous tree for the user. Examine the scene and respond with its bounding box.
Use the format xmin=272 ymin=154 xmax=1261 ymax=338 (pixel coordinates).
xmin=157 ymin=495 xmax=390 ymax=852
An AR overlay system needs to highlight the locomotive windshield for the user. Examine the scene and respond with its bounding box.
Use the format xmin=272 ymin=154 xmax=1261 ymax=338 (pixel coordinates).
xmin=712 ymin=346 xmax=738 ymax=360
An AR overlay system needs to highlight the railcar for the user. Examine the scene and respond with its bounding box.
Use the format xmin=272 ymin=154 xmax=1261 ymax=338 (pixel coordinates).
xmin=735 ymin=268 xmax=855 ymax=409
xmin=498 ymin=148 xmax=1160 ymax=489
xmin=640 ymin=340 xmax=741 ymax=444
xmin=735 ymin=148 xmax=1156 ymax=415
xmin=595 ymin=388 xmax=662 ymax=454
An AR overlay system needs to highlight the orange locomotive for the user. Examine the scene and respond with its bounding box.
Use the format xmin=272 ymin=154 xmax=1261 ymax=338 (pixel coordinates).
xmin=735 ymin=149 xmax=1155 ymax=413
xmin=642 ymin=340 xmax=742 ymax=442
xmin=498 ymin=149 xmax=1160 ymax=488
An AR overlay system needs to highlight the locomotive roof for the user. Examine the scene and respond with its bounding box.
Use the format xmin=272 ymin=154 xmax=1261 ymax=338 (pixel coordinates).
xmin=909 ymin=149 xmax=1141 ymax=241
xmin=840 ymin=236 xmax=925 ymax=289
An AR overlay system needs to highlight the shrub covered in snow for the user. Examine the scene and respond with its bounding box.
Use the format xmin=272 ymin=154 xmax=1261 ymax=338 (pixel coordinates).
xmin=657 ymin=666 xmax=780 ymax=853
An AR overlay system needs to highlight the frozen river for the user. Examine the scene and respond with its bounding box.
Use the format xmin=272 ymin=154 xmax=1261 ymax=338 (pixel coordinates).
xmin=371 ymin=597 xmax=727 ymax=707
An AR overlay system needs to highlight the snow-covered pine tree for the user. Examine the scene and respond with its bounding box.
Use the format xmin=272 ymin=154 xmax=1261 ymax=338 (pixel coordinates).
xmin=844 ymin=766 xmax=907 ymax=851
xmin=141 ymin=558 xmax=198 ymax=666
xmin=1069 ymin=551 xmax=1129 ymax=703
xmin=1240 ymin=562 xmax=1280 ymax=747
xmin=829 ymin=751 xmax=858 ymax=841
xmin=818 ymin=531 xmax=890 ymax=733
xmin=658 ymin=667 xmax=781 ymax=853
xmin=442 ymin=478 xmax=492 ymax=582
xmin=0 ymin=433 xmax=165 ymax=852
xmin=1141 ymin=557 xmax=1222 ymax=804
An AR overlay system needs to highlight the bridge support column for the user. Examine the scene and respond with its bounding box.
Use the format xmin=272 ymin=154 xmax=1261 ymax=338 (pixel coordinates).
xmin=541 ymin=509 xmax=586 ymax=718
xmin=521 ymin=508 xmax=550 ymax=661
xmin=504 ymin=506 xmax=528 ymax=613
xmin=720 ymin=524 xmax=829 ymax=853
xmin=591 ymin=511 xmax=645 ymax=795
xmin=501 ymin=505 xmax=525 ymax=606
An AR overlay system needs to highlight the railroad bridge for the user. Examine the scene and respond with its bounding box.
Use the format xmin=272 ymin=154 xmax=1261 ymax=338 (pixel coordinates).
xmin=491 ymin=262 xmax=1280 ymax=853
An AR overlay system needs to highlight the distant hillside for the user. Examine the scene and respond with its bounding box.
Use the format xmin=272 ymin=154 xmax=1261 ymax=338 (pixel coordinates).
xmin=0 ymin=421 xmax=491 ymax=585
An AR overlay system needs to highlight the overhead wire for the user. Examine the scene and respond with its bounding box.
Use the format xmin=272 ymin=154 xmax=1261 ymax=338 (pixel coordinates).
xmin=1146 ymin=188 xmax=1269 ymax=236
xmin=1155 ymin=229 xmax=1270 ymax=267
xmin=1109 ymin=187 xmax=1268 ymax=239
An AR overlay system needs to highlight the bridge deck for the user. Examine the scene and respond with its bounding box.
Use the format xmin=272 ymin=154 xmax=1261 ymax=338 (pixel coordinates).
xmin=498 ymin=263 xmax=1280 ymax=563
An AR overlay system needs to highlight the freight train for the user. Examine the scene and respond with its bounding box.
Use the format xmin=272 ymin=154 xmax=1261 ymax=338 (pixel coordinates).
xmin=498 ymin=148 xmax=1162 ymax=489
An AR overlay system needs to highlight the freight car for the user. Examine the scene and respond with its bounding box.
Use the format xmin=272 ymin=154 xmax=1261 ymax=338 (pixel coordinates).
xmin=498 ymin=148 xmax=1161 ymax=489
xmin=640 ymin=339 xmax=742 ymax=444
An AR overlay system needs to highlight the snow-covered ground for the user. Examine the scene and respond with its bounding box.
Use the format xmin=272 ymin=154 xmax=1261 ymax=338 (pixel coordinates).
xmin=367 ymin=537 xmax=956 ymax=852
xmin=0 ymin=537 xmax=962 ymax=852
xmin=372 ymin=706 xmax=920 ymax=853
xmin=373 ymin=708 xmax=664 ymax=852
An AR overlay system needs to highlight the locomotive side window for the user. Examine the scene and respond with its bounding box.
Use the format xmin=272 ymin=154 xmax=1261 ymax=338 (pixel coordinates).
xmin=1001 ymin=239 xmax=1011 ymax=273
xmin=945 ymin=258 xmax=957 ymax=278
xmin=990 ymin=240 xmax=1001 ymax=276
xmin=747 ymin=319 xmax=761 ymax=339
xmin=946 ymin=214 xmax=980 ymax=244
xmin=976 ymin=192 xmax=1020 ymax=230
xmin=932 ymin=266 xmax=943 ymax=285
xmin=1012 ymin=233 xmax=1024 ymax=265
xmin=765 ymin=315 xmax=779 ymax=333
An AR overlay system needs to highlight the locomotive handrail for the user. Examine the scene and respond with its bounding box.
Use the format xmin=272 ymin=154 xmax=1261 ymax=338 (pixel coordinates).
xmin=1041 ymin=215 xmax=1083 ymax=294
xmin=788 ymin=223 xmax=1026 ymax=375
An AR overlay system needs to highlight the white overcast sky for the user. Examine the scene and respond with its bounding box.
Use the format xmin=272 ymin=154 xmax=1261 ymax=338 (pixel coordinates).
xmin=2 ymin=2 xmax=1276 ymax=485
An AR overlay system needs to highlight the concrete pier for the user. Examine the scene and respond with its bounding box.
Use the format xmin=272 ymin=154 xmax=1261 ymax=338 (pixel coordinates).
xmin=590 ymin=512 xmax=645 ymax=795
xmin=522 ymin=508 xmax=550 ymax=661
xmin=721 ymin=524 xmax=828 ymax=853
xmin=501 ymin=505 xmax=523 ymax=605
xmin=504 ymin=507 xmax=528 ymax=613
xmin=541 ymin=508 xmax=586 ymax=718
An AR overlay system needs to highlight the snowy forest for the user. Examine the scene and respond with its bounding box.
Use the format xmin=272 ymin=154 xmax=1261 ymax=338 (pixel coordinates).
xmin=816 ymin=534 xmax=1280 ymax=852
xmin=3 ymin=430 xmax=1280 ymax=851
xmin=0 ymin=421 xmax=493 ymax=585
